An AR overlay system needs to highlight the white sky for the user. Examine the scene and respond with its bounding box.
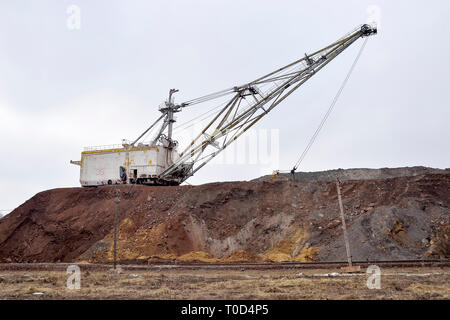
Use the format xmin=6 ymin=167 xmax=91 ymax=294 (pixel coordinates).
xmin=1 ymin=0 xmax=449 ymax=212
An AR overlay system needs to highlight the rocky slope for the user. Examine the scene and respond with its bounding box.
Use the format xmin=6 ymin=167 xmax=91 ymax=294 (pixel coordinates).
xmin=0 ymin=168 xmax=449 ymax=263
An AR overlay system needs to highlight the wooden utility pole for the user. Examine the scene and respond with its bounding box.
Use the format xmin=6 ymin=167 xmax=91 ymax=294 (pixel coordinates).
xmin=336 ymin=178 xmax=360 ymax=273
xmin=113 ymin=189 xmax=120 ymax=270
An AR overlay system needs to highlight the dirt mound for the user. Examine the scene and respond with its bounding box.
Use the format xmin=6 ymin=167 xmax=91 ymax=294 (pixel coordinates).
xmin=224 ymin=250 xmax=258 ymax=262
xmin=177 ymin=251 xmax=218 ymax=263
xmin=0 ymin=169 xmax=449 ymax=263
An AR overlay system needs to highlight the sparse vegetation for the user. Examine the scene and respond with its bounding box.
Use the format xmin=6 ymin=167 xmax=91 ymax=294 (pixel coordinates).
xmin=0 ymin=267 xmax=448 ymax=299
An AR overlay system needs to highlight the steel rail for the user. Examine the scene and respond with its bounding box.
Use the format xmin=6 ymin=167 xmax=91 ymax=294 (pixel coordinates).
xmin=0 ymin=259 xmax=448 ymax=272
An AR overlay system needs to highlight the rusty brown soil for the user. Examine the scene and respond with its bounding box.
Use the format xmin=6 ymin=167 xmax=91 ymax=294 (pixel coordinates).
xmin=0 ymin=172 xmax=449 ymax=264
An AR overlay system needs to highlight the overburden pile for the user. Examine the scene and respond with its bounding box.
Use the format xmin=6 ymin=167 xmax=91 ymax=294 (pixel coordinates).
xmin=0 ymin=167 xmax=449 ymax=263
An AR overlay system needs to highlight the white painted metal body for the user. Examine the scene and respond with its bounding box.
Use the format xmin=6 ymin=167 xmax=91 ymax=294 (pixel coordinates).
xmin=78 ymin=145 xmax=179 ymax=186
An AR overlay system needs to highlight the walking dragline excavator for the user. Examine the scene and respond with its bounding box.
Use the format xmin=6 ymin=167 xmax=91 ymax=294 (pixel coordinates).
xmin=71 ymin=24 xmax=377 ymax=187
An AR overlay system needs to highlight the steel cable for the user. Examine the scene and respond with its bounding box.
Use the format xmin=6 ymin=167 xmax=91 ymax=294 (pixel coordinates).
xmin=293 ymin=38 xmax=369 ymax=171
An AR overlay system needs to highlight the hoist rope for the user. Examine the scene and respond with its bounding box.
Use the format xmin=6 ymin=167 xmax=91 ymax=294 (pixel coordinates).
xmin=292 ymin=37 xmax=369 ymax=171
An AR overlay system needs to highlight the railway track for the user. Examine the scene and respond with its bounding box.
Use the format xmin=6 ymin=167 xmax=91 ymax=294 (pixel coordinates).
xmin=0 ymin=259 xmax=448 ymax=272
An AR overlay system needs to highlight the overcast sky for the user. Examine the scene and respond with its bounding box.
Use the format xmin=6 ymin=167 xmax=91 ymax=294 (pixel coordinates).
xmin=1 ymin=0 xmax=449 ymax=212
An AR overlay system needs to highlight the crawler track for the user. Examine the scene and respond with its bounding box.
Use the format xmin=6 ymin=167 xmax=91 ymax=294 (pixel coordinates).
xmin=0 ymin=259 xmax=448 ymax=272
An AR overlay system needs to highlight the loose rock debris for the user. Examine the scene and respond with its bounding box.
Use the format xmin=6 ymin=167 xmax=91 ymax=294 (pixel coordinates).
xmin=0 ymin=168 xmax=449 ymax=264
